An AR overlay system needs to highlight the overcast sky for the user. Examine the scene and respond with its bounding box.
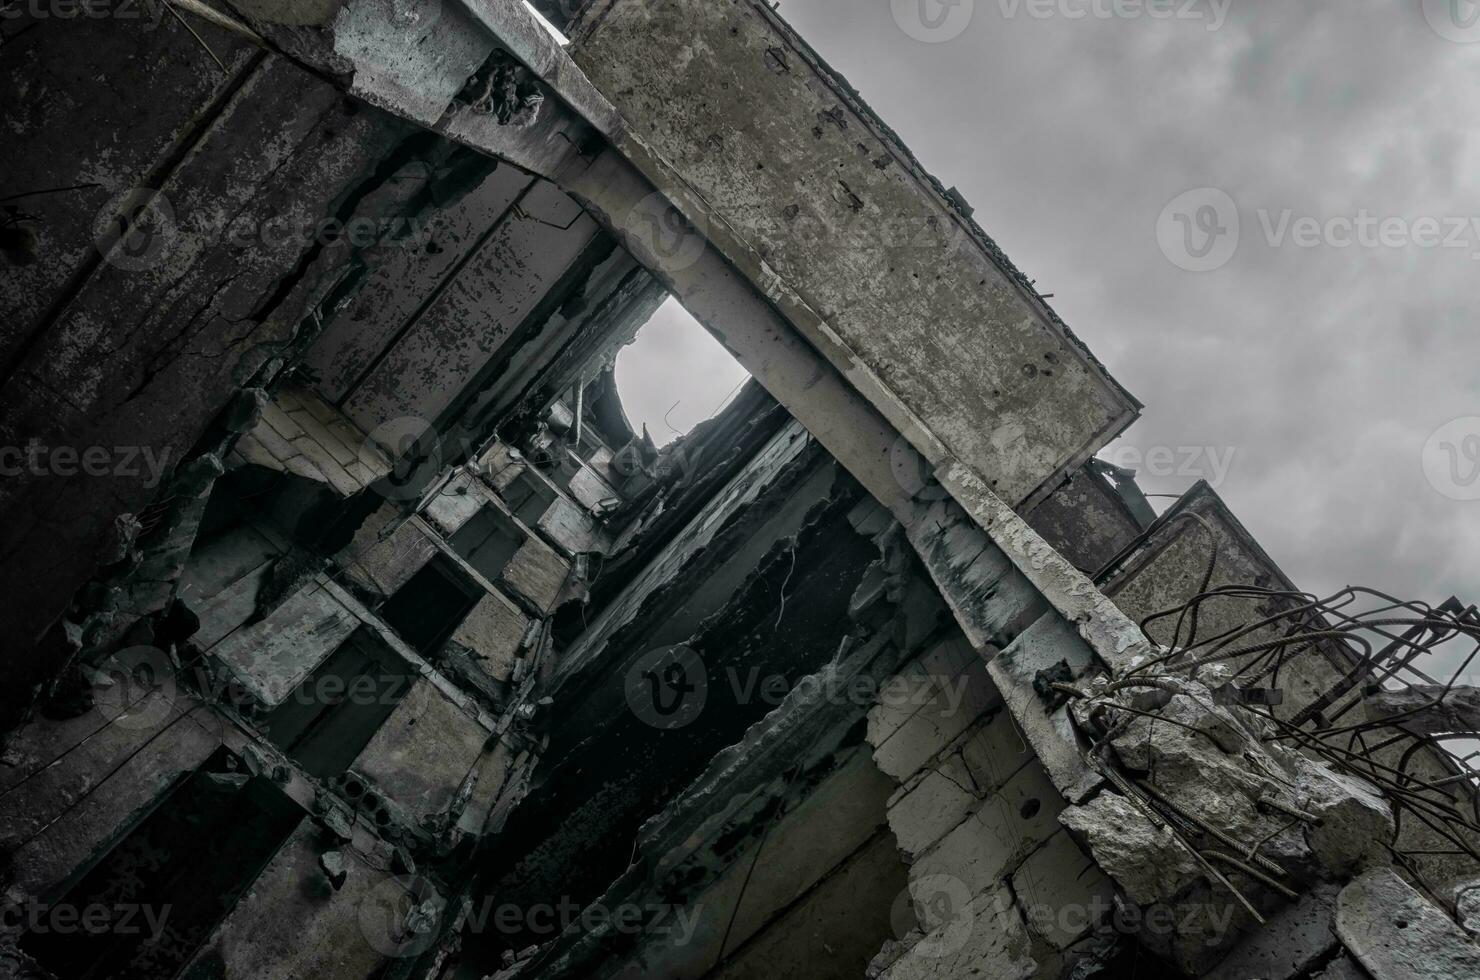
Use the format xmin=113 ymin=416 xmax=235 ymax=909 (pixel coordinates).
xmin=617 ymin=0 xmax=1480 ymax=612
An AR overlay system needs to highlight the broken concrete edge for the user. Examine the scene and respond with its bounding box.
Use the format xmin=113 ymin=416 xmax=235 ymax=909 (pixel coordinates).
xmin=544 ymin=420 xmax=820 ymax=696
xmin=939 ymin=459 xmax=1154 ymax=677
xmin=1097 ymin=480 xmax=1356 ymax=683
xmin=455 ymin=0 xmax=625 ymax=138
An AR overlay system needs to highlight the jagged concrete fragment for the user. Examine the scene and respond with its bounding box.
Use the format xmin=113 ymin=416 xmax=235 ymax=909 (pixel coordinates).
xmin=1202 ymin=885 xmax=1339 ymax=980
xmin=1363 ymin=684 xmax=1480 ymax=737
xmin=877 ymin=887 xmax=1039 ymax=980
xmin=1061 ymin=672 xmax=1394 ymax=970
xmin=1061 ymin=793 xmax=1203 ymax=909
xmin=1336 ymin=868 xmax=1480 ymax=979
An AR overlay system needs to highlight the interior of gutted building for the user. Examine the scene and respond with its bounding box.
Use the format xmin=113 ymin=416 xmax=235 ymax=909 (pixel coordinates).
xmin=4 ymin=2 xmax=1480 ymax=979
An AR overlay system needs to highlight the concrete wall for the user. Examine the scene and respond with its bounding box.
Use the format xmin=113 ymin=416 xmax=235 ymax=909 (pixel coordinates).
xmin=569 ymin=0 xmax=1138 ymax=510
xmin=595 ymin=749 xmax=909 ymax=980
xmin=1026 ymin=463 xmax=1146 ymax=576
xmin=864 ymin=631 xmax=1116 ymax=979
xmin=1104 ymin=483 xmax=1480 ymax=900
xmin=0 ymin=12 xmax=430 ymax=724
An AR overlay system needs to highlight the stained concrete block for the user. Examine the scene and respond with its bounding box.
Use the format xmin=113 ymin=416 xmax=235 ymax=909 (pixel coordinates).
xmin=908 ymin=762 xmax=1065 ymax=898
xmin=870 ymin=643 xmax=1002 ymax=783
xmin=1311 ymin=954 xmax=1370 ymax=980
xmin=459 ymin=739 xmax=516 ymax=836
xmin=352 ymin=677 xmax=491 ymax=822
xmin=303 ymin=137 xmax=535 ymax=405
xmin=180 ymin=823 xmax=408 ymax=979
xmin=448 ymin=590 xmax=530 ymax=685
xmin=194 ymin=562 xmax=274 ymax=651
xmin=1336 ymin=868 xmax=1480 ymax=980
xmin=1204 ymin=885 xmax=1339 ymax=980
xmin=212 ymin=584 xmax=362 ymax=708
xmin=567 ymin=462 xmax=619 ymax=512
xmin=880 ymin=886 xmax=1039 ymax=980
xmin=1025 ymin=463 xmax=1144 ymax=575
xmin=957 ymin=707 xmax=1034 ymax=796
xmin=500 ymin=534 xmax=569 ymax=613
xmin=343 ymin=179 xmax=600 ymax=432
xmin=1011 ymin=830 xmax=1114 ymax=950
xmin=343 ymin=511 xmax=439 ymax=598
xmin=424 ymin=471 xmax=488 ymax=536
xmin=883 ymin=701 xmax=1035 ymax=860
xmin=711 ymin=834 xmax=908 ymax=980
xmin=724 ymin=751 xmax=898 ymax=952
xmin=888 ymin=759 xmax=978 ymax=860
xmin=537 ymin=495 xmax=609 ymax=556
xmin=479 ymin=441 xmax=529 ymax=492
xmin=573 ymin=0 xmax=1138 ymax=508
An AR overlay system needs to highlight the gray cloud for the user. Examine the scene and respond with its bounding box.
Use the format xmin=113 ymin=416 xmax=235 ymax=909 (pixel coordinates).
xmin=767 ymin=0 xmax=1480 ymax=607
xmin=615 ymin=0 xmax=1480 ymax=614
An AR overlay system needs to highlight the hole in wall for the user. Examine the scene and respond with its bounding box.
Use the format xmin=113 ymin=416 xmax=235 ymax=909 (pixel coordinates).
xmin=614 ymin=296 xmax=751 ymax=448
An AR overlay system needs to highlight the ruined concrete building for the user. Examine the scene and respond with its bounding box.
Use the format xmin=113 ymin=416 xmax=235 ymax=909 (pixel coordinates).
xmin=4 ymin=3 xmax=1480 ymax=979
